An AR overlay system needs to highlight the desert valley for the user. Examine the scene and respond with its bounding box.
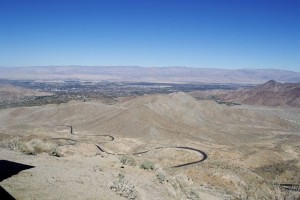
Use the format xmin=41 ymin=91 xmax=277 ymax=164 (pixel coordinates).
xmin=0 ymin=67 xmax=299 ymax=200
xmin=2 ymin=0 xmax=300 ymax=199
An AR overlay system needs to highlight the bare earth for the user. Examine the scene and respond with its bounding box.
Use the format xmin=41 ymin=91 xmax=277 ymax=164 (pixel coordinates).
xmin=0 ymin=84 xmax=51 ymax=101
xmin=0 ymin=92 xmax=299 ymax=199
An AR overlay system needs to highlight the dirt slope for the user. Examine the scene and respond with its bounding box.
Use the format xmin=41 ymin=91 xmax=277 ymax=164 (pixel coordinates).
xmin=0 ymin=92 xmax=291 ymax=143
xmin=0 ymin=84 xmax=51 ymax=101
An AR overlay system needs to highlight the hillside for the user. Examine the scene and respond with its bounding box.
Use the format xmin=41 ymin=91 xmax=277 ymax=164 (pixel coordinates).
xmin=1 ymin=92 xmax=299 ymax=199
xmin=1 ymin=66 xmax=300 ymax=84
xmin=0 ymin=84 xmax=51 ymax=101
xmin=219 ymin=80 xmax=300 ymax=107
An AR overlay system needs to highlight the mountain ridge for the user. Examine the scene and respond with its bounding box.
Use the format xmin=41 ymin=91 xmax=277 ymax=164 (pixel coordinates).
xmin=219 ymin=80 xmax=300 ymax=107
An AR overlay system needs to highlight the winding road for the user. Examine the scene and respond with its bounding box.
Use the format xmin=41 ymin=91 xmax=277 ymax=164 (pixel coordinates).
xmin=95 ymin=144 xmax=207 ymax=168
xmin=55 ymin=125 xmax=208 ymax=168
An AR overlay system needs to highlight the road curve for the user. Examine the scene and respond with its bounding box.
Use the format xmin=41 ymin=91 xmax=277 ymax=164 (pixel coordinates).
xmin=171 ymin=146 xmax=208 ymax=168
xmin=56 ymin=125 xmax=73 ymax=134
xmin=95 ymin=144 xmax=208 ymax=168
xmin=56 ymin=125 xmax=114 ymax=141
xmin=57 ymin=124 xmax=208 ymax=168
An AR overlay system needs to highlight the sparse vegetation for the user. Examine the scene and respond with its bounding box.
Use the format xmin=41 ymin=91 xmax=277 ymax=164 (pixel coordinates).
xmin=211 ymin=96 xmax=241 ymax=106
xmin=110 ymin=173 xmax=140 ymax=200
xmin=140 ymin=160 xmax=155 ymax=170
xmin=50 ymin=146 xmax=61 ymax=157
xmin=157 ymin=172 xmax=166 ymax=184
xmin=23 ymin=139 xmax=50 ymax=155
xmin=187 ymin=189 xmax=200 ymax=200
xmin=6 ymin=137 xmax=60 ymax=156
xmin=7 ymin=137 xmax=23 ymax=151
xmin=119 ymin=155 xmax=137 ymax=166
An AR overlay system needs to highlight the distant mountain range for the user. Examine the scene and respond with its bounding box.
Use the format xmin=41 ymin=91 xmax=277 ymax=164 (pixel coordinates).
xmin=220 ymin=80 xmax=300 ymax=107
xmin=0 ymin=66 xmax=300 ymax=84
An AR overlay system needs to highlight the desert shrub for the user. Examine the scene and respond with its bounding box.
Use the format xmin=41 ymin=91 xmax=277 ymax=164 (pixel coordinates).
xmin=7 ymin=138 xmax=24 ymax=151
xmin=22 ymin=139 xmax=54 ymax=155
xmin=49 ymin=146 xmax=61 ymax=157
xmin=157 ymin=173 xmax=165 ymax=183
xmin=187 ymin=189 xmax=200 ymax=200
xmin=7 ymin=138 xmax=37 ymax=155
xmin=28 ymin=139 xmax=48 ymax=154
xmin=140 ymin=160 xmax=154 ymax=170
xmin=110 ymin=173 xmax=140 ymax=200
xmin=119 ymin=155 xmax=137 ymax=166
xmin=7 ymin=137 xmax=60 ymax=156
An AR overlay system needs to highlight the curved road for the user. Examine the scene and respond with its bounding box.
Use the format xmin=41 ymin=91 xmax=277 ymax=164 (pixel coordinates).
xmin=171 ymin=146 xmax=208 ymax=168
xmin=96 ymin=144 xmax=208 ymax=168
xmin=56 ymin=125 xmax=208 ymax=168
xmin=56 ymin=125 xmax=114 ymax=141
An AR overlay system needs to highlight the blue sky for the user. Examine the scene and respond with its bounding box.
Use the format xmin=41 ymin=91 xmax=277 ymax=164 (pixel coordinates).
xmin=0 ymin=0 xmax=299 ymax=71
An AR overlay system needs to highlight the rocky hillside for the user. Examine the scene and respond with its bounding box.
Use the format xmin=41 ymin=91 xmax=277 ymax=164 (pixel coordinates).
xmin=219 ymin=80 xmax=300 ymax=107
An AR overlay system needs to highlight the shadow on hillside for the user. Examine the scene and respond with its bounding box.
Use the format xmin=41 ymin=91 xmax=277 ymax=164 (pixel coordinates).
xmin=0 ymin=186 xmax=15 ymax=200
xmin=0 ymin=160 xmax=34 ymax=200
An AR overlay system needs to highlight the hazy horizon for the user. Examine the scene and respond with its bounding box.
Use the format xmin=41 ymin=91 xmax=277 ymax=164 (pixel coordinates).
xmin=0 ymin=65 xmax=300 ymax=73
